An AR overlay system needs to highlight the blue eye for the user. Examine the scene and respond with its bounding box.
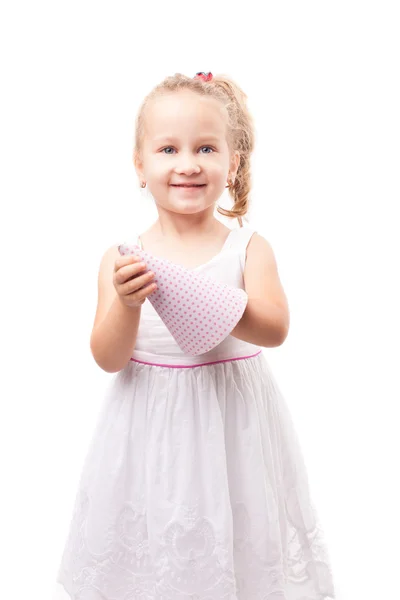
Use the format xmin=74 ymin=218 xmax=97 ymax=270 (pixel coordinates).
xmin=161 ymin=146 xmax=214 ymax=154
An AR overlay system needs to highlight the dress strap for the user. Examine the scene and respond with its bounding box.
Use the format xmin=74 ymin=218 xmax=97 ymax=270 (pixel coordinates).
xmin=235 ymin=226 xmax=257 ymax=247
xmin=227 ymin=226 xmax=257 ymax=272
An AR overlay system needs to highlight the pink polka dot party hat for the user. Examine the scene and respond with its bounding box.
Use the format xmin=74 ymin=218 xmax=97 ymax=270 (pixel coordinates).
xmin=118 ymin=242 xmax=248 ymax=356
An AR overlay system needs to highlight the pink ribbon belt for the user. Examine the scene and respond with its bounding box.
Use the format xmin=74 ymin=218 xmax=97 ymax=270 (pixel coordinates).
xmin=129 ymin=350 xmax=262 ymax=369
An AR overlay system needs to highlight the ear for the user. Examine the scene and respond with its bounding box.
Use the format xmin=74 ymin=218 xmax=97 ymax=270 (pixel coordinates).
xmin=230 ymin=150 xmax=241 ymax=180
xmin=133 ymin=149 xmax=144 ymax=181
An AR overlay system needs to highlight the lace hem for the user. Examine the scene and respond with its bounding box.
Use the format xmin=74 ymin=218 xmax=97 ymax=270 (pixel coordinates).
xmin=56 ymin=490 xmax=335 ymax=600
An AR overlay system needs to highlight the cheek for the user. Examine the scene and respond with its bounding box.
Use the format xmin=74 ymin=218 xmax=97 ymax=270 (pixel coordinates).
xmin=148 ymin=158 xmax=169 ymax=180
xmin=209 ymin=165 xmax=227 ymax=181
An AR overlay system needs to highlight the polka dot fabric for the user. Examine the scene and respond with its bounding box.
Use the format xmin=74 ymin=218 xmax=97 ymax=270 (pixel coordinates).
xmin=118 ymin=243 xmax=248 ymax=356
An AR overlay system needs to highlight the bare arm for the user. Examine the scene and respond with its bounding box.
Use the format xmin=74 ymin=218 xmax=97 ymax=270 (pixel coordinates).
xmin=89 ymin=245 xmax=154 ymax=373
xmin=230 ymin=234 xmax=290 ymax=348
xmin=90 ymin=295 xmax=142 ymax=373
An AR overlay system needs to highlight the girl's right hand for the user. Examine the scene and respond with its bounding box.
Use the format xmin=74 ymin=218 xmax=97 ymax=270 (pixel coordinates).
xmin=113 ymin=255 xmax=157 ymax=308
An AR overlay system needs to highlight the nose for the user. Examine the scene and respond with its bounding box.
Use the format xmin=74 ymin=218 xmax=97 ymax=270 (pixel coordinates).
xmin=173 ymin=153 xmax=201 ymax=176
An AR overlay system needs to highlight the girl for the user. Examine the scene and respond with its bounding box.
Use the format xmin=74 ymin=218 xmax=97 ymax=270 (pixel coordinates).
xmin=54 ymin=72 xmax=335 ymax=599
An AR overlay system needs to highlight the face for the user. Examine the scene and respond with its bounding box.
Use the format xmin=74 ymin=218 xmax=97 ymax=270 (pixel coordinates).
xmin=134 ymin=90 xmax=240 ymax=216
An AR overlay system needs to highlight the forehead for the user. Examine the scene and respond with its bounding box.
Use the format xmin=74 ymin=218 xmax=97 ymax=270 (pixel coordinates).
xmin=144 ymin=91 xmax=228 ymax=142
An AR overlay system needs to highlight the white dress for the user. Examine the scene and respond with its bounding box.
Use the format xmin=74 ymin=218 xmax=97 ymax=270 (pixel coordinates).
xmin=54 ymin=227 xmax=335 ymax=600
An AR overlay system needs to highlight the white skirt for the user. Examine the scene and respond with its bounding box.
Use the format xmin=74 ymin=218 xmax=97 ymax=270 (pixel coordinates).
xmin=54 ymin=352 xmax=335 ymax=600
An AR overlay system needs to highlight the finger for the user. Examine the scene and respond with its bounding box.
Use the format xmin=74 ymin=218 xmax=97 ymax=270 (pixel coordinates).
xmin=115 ymin=261 xmax=149 ymax=284
xmin=114 ymin=254 xmax=142 ymax=272
xmin=122 ymin=270 xmax=155 ymax=294
xmin=128 ymin=280 xmax=157 ymax=301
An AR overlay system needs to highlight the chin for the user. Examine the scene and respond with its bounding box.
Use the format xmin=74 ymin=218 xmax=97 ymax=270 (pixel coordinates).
xmin=169 ymin=202 xmax=214 ymax=215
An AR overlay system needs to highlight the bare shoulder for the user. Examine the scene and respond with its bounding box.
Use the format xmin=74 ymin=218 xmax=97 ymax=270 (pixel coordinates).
xmin=244 ymin=232 xmax=290 ymax=323
xmin=245 ymin=232 xmax=277 ymax=265
xmin=98 ymin=244 xmax=121 ymax=282
xmin=101 ymin=244 xmax=121 ymax=266
xmin=91 ymin=244 xmax=122 ymax=334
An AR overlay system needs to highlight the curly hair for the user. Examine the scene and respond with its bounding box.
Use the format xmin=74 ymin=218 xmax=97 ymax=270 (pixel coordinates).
xmin=133 ymin=73 xmax=255 ymax=228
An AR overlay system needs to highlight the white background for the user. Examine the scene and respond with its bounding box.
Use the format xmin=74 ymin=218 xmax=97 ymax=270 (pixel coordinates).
xmin=1 ymin=1 xmax=399 ymax=599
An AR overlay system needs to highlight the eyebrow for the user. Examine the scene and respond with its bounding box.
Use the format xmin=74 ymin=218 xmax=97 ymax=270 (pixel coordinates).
xmin=152 ymin=135 xmax=221 ymax=144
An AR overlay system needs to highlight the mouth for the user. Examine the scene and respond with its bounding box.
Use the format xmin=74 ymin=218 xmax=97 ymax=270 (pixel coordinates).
xmin=171 ymin=184 xmax=206 ymax=188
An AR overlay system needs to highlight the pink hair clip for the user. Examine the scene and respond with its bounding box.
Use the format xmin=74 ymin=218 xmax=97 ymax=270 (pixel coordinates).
xmin=194 ymin=72 xmax=213 ymax=82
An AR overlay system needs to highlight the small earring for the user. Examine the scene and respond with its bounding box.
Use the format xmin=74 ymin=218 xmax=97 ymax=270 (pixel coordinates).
xmin=140 ymin=181 xmax=146 ymax=188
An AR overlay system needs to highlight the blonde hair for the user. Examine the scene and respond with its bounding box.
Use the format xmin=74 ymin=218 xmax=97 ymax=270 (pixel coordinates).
xmin=133 ymin=73 xmax=255 ymax=228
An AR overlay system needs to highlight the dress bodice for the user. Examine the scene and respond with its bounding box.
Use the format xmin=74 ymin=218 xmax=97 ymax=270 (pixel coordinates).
xmin=130 ymin=227 xmax=262 ymax=366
